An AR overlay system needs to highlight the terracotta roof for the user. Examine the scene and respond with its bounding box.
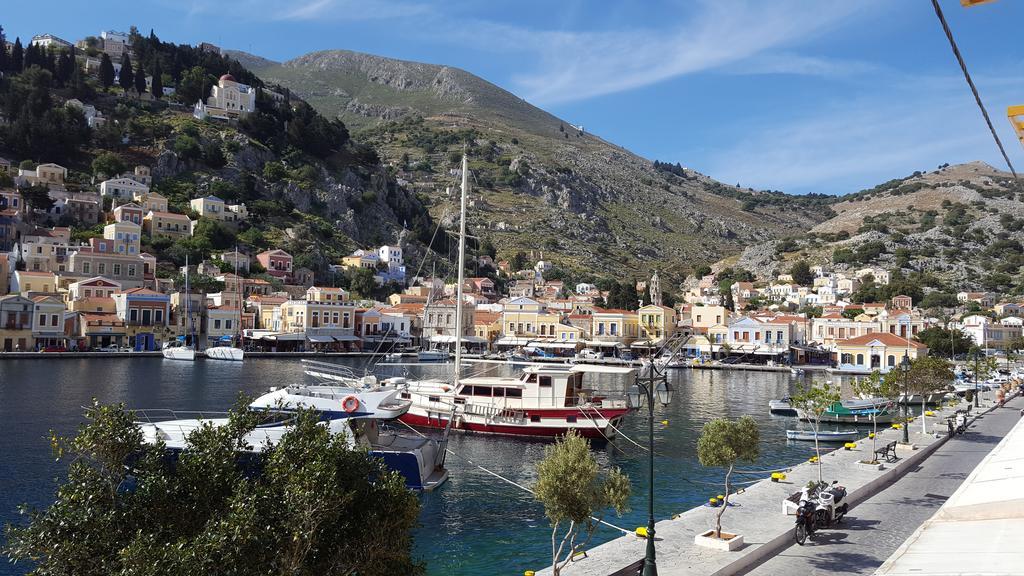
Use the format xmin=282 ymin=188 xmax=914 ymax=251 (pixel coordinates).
xmin=473 ymin=311 xmax=501 ymax=324
xmin=17 ymin=270 xmax=54 ymax=277
xmin=838 ymin=332 xmax=926 ymax=348
xmin=146 ymin=211 xmax=190 ymax=219
xmin=819 ymin=313 xmax=844 ymax=319
xmin=117 ymin=287 xmax=166 ymax=296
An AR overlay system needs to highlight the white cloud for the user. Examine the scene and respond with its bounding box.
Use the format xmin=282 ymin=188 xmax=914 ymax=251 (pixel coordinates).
xmin=699 ymin=74 xmax=1024 ymax=194
xmin=723 ymin=52 xmax=879 ymax=78
xmin=475 ymin=0 xmax=880 ymax=105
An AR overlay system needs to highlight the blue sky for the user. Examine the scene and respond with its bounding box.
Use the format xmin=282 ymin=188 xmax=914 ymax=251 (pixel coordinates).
xmin=4 ymin=0 xmax=1024 ymax=194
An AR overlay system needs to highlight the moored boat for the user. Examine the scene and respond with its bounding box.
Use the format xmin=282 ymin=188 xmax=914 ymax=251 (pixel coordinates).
xmin=798 ymin=401 xmax=895 ymax=424
xmin=786 ymin=429 xmax=860 ymax=442
xmin=769 ymin=397 xmax=798 ymax=416
xmin=417 ymin=349 xmax=448 ymax=362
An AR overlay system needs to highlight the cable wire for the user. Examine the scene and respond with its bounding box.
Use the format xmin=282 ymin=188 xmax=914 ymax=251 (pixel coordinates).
xmin=931 ymin=0 xmax=1018 ymax=180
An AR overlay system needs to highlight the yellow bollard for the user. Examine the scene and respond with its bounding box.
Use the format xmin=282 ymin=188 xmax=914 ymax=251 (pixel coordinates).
xmin=891 ymin=423 xmax=902 ymax=430
xmin=925 ymin=411 xmax=935 ymax=417
xmin=709 ymin=497 xmax=719 ymax=506
xmin=525 ymin=572 xmax=535 ymax=576
xmin=771 ymin=472 xmax=786 ymax=482
xmin=844 ymin=442 xmax=857 ymax=450
xmin=809 ymin=455 xmax=819 ymax=463
xmin=868 ymin=432 xmax=875 ymax=439
xmin=635 ymin=527 xmax=648 ymax=538
xmin=661 ymin=420 xmax=669 ymax=426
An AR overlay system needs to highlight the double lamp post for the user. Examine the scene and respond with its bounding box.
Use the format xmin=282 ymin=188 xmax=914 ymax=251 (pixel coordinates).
xmin=627 ymin=361 xmax=673 ymax=576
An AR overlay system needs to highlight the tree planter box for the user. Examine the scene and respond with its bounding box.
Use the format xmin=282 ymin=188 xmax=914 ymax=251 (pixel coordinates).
xmin=854 ymin=459 xmax=884 ymax=471
xmin=695 ymin=530 xmax=744 ymax=551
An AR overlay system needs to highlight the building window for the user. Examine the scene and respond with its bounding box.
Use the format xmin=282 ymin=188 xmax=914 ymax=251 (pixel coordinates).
xmin=887 ymin=355 xmax=896 ymax=367
xmin=214 ymin=320 xmax=221 ymax=329
xmin=38 ymin=314 xmax=46 ymax=326
xmin=113 ymin=264 xmax=121 ymax=276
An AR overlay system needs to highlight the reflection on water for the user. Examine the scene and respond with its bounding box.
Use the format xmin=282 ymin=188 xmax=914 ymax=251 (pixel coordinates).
xmin=0 ymin=358 xmax=853 ymax=576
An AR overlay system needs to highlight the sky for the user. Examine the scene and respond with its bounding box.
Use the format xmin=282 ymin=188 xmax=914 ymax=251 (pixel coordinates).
xmin=3 ymin=0 xmax=1024 ymax=195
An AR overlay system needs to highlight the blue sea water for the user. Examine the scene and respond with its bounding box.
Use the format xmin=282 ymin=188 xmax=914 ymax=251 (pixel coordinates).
xmin=0 ymin=358 xmax=828 ymax=575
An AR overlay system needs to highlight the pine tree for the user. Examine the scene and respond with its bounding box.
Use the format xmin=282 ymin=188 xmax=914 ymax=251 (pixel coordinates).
xmin=22 ymin=42 xmax=37 ymax=70
xmin=55 ymin=51 xmax=74 ymax=87
xmin=118 ymin=53 xmax=134 ymax=92
xmin=11 ymin=37 xmax=23 ymax=72
xmin=150 ymin=61 xmax=163 ymax=99
xmin=98 ymin=52 xmax=115 ymax=90
xmin=134 ymin=61 xmax=146 ymax=96
xmin=0 ymin=31 xmax=8 ymax=72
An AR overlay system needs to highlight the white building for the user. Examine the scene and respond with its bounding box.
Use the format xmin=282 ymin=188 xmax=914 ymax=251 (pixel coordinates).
xmin=65 ymin=99 xmax=106 ymax=128
xmin=30 ymin=34 xmax=72 ymax=50
xmin=100 ymin=178 xmax=150 ymax=200
xmin=194 ymin=74 xmax=256 ymax=120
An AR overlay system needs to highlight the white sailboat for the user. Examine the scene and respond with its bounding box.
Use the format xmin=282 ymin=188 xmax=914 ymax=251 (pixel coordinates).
xmin=417 ymin=263 xmax=449 ymax=362
xmin=205 ymin=247 xmax=245 ymax=362
xmin=162 ymin=255 xmax=196 ymax=361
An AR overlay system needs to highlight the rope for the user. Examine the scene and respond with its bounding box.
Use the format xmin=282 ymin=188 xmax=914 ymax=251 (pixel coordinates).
xmin=930 ymin=0 xmax=1018 ymax=180
xmin=392 ymin=418 xmax=632 ymax=535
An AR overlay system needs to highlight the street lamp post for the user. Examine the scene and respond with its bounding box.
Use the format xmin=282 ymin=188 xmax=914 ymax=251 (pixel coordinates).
xmin=900 ymin=354 xmax=911 ymax=444
xmin=628 ymin=363 xmax=673 ymax=576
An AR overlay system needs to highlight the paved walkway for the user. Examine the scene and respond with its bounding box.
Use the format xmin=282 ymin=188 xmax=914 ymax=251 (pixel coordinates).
xmin=741 ymin=396 xmax=1024 ymax=576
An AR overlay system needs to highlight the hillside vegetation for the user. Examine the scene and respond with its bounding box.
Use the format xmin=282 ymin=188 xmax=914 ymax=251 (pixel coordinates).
xmin=235 ymin=49 xmax=833 ymax=285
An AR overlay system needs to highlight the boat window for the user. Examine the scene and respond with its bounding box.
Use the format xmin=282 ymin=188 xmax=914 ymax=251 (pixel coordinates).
xmin=428 ymin=395 xmax=440 ymax=403
xmin=525 ymin=374 xmax=537 ymax=383
xmin=492 ymin=387 xmax=505 ymax=398
xmin=539 ymin=376 xmax=552 ymax=387
xmin=400 ymin=392 xmax=411 ymax=399
xmin=565 ymin=415 xmax=578 ymax=423
xmin=472 ymin=386 xmax=492 ymax=397
xmin=505 ymin=388 xmax=523 ymax=398
xmin=454 ymin=397 xmax=466 ymax=404
xmin=530 ymin=414 xmax=541 ymax=423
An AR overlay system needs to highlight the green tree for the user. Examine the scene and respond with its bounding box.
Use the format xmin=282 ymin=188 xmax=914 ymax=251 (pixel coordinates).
xmin=348 ymin=266 xmax=378 ymax=299
xmin=19 ymin=184 xmax=54 ymax=214
xmin=789 ymin=260 xmax=814 ymax=286
xmin=913 ymin=326 xmax=973 ymax=358
xmin=0 ymin=30 xmax=8 ymax=72
xmin=98 ymin=52 xmax=115 ymax=90
xmin=133 ymin=61 xmax=146 ymax=95
xmin=174 ymin=135 xmax=202 ymax=161
xmin=3 ymin=401 xmax=423 ymax=576
xmin=696 ymin=416 xmax=760 ymax=538
xmin=905 ymin=356 xmax=954 ymax=434
xmin=791 ymin=380 xmax=841 ymax=483
xmin=91 ymin=152 xmax=125 ymax=177
xmin=534 ymin=430 xmax=630 ymax=576
xmin=852 ymin=370 xmax=901 ymax=459
xmin=177 ymin=66 xmax=210 ymax=105
xmin=150 ymin=61 xmax=163 ymax=99
xmin=11 ymin=37 xmax=23 ymax=73
xmin=118 ymin=53 xmax=134 ymax=91
xmin=173 ymin=272 xmax=225 ymax=294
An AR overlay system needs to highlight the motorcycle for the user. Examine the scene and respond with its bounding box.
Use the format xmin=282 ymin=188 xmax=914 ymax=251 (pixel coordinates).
xmin=794 ymin=480 xmax=848 ymax=545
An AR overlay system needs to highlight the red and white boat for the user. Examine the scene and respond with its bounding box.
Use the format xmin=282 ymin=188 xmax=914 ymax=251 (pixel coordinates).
xmin=394 ymin=363 xmax=634 ymax=439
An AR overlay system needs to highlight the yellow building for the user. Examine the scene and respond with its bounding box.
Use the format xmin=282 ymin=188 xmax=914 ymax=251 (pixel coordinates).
xmin=637 ymin=304 xmax=678 ymax=346
xmin=689 ymin=304 xmax=730 ymax=334
xmin=590 ymin=308 xmax=640 ymax=347
xmin=834 ymin=332 xmax=928 ymax=374
xmin=497 ymin=297 xmax=564 ymax=347
xmin=143 ymin=211 xmax=192 ymax=239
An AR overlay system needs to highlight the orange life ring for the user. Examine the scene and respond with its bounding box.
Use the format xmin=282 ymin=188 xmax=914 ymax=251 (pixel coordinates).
xmin=341 ymin=395 xmax=360 ymax=413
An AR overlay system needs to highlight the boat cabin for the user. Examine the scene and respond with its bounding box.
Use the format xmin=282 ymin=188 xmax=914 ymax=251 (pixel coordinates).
xmin=452 ymin=365 xmax=634 ymax=410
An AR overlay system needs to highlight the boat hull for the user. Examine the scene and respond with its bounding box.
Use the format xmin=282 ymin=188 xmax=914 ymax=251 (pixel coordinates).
xmin=786 ymin=430 xmax=860 ymax=442
xmin=398 ymin=410 xmax=627 ymax=440
xmin=162 ymin=347 xmax=196 ymax=361
xmin=205 ymin=346 xmax=244 ymax=361
xmin=417 ymin=351 xmax=448 ymax=362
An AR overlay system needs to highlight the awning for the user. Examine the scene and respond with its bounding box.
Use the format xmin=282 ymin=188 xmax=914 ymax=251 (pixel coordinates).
xmin=496 ymin=337 xmax=533 ymax=346
xmin=585 ymin=340 xmax=625 ymax=348
xmin=428 ymin=335 xmax=489 ymax=344
xmin=530 ymin=341 xmax=581 ymax=349
xmin=630 ymin=339 xmax=664 ymax=348
xmin=263 ymin=332 xmax=306 ymax=341
xmin=307 ymin=335 xmax=334 ymax=343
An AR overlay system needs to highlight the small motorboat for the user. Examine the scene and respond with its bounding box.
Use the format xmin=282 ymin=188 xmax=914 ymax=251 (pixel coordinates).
xmin=786 ymin=429 xmax=860 ymax=442
xmin=417 ymin=349 xmax=448 ymax=362
xmin=769 ymin=398 xmax=798 ymax=416
xmin=790 ymin=367 xmax=805 ymax=376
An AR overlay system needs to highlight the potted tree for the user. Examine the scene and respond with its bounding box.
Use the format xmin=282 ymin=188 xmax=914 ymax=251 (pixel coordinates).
xmin=851 ymin=371 xmax=899 ymax=469
xmin=906 ymin=356 xmax=955 ymax=435
xmin=694 ymin=416 xmax=760 ymax=551
xmin=791 ymin=381 xmax=840 ymax=483
xmin=534 ymin=430 xmax=631 ymax=576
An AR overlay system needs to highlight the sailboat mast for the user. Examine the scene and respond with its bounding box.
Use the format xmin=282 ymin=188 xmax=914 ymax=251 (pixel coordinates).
xmin=184 ymin=254 xmax=191 ymax=344
xmin=452 ymin=150 xmax=469 ymax=381
xmin=235 ymin=246 xmax=242 ymax=346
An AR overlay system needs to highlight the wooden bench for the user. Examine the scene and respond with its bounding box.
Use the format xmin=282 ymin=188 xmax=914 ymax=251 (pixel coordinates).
xmin=874 ymin=440 xmax=898 ymax=463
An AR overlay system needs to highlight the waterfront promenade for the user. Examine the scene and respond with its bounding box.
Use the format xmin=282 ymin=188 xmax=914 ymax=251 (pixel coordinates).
xmin=743 ymin=395 xmax=1024 ymax=575
xmin=542 ymin=394 xmax=1015 ymax=576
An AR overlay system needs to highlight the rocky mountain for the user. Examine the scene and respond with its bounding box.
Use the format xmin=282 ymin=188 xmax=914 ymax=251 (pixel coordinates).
xmin=726 ymin=161 xmax=1024 ymax=295
xmin=230 ymin=49 xmax=832 ymax=284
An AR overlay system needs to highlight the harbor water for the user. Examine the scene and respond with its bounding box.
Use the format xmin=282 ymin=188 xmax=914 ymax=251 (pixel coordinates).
xmin=0 ymin=358 xmax=854 ymax=575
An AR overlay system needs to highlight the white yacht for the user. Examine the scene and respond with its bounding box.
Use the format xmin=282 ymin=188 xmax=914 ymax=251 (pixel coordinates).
xmin=135 ymin=384 xmax=449 ymax=491
xmin=163 ymin=255 xmax=197 ymax=361
xmin=205 ymin=342 xmax=244 ymax=362
xmin=205 ymin=248 xmax=246 ymax=362
xmin=416 ymin=349 xmax=448 ymax=362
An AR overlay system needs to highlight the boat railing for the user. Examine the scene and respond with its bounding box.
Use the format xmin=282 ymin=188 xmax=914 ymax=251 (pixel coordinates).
xmin=133 ymin=408 xmax=231 ymax=423
xmin=301 ymin=359 xmax=361 ymax=382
